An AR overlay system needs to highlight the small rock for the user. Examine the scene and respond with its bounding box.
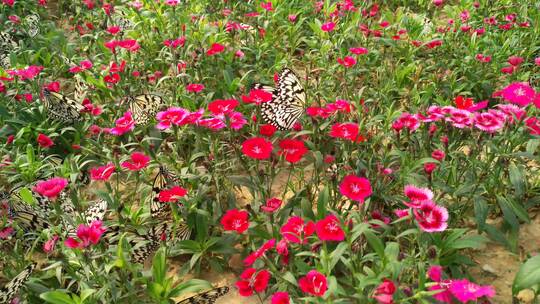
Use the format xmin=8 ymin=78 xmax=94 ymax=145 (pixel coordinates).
xmin=482 ymin=264 xmax=497 ymax=275
xmin=516 ymin=289 xmax=535 ymax=303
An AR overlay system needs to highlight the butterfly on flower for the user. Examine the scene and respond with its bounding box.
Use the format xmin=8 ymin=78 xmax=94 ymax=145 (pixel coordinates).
xmin=130 ymin=220 xmax=191 ymax=263
xmin=256 ymin=68 xmax=306 ymax=130
xmin=123 ymin=94 xmax=165 ymax=125
xmin=42 ymin=88 xmax=86 ymax=124
xmin=24 ymin=14 xmax=40 ymax=38
xmin=175 ymin=286 xmax=230 ymax=304
xmin=150 ymin=165 xmax=179 ymax=218
xmin=0 ymin=263 xmax=36 ymax=304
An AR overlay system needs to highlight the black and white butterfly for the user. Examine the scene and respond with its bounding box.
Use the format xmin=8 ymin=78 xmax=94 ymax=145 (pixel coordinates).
xmin=176 ymin=286 xmax=229 ymax=304
xmin=131 ymin=220 xmax=191 ymax=264
xmin=0 ymin=263 xmax=36 ymax=304
xmin=123 ymin=94 xmax=165 ymax=125
xmin=64 ymin=199 xmax=108 ymax=238
xmin=24 ymin=14 xmax=40 ymax=38
xmin=42 ymin=88 xmax=86 ymax=124
xmin=256 ymin=68 xmax=306 ymax=130
xmin=9 ymin=201 xmax=50 ymax=233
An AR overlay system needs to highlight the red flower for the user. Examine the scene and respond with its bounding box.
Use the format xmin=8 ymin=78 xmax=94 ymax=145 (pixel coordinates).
xmin=37 ymin=133 xmax=54 ymax=148
xmin=208 ymin=99 xmax=239 ymax=114
xmin=259 ymin=124 xmax=277 ymax=137
xmin=64 ymin=220 xmax=106 ymax=249
xmin=89 ymin=163 xmax=116 ymax=181
xmin=186 ymin=83 xmax=204 ymax=93
xmin=525 ymin=117 xmax=540 ymax=135
xmin=121 ymin=152 xmax=150 ymax=171
xmin=45 ymin=82 xmax=60 ymax=92
xmin=337 ymin=56 xmax=357 ymax=67
xmin=508 ymin=56 xmax=524 ymax=66
xmin=43 ymin=235 xmax=59 ymax=253
xmin=261 ymin=198 xmax=282 ymax=213
xmin=373 ymin=279 xmax=396 ymax=304
xmin=107 ymin=111 xmax=135 ymax=135
xmin=278 ymin=139 xmax=308 ymax=163
xmin=280 ymin=216 xmax=315 ymax=244
xmin=271 ymin=292 xmax=290 ymax=304
xmin=221 ymin=209 xmax=250 ymax=233
xmin=242 ymin=89 xmax=273 ymax=104
xmin=107 ymin=26 xmax=120 ymax=35
xmin=329 ymin=123 xmax=365 ymax=142
xmin=33 ymin=177 xmax=68 ymax=199
xmin=163 ymin=36 xmax=186 ymax=48
xmin=261 ymin=1 xmax=272 ymax=11
xmin=206 ymin=43 xmax=225 ymax=56
xmin=424 ymin=162 xmax=437 ymax=174
xmin=315 ymin=214 xmax=345 ymax=241
xmin=244 ymin=239 xmax=275 ymax=266
xmin=104 ymin=73 xmax=121 ymax=84
xmin=241 ymin=137 xmax=273 ymax=160
xmin=339 ymin=175 xmax=372 ymax=203
xmin=299 ymin=270 xmax=328 ymax=296
xmin=158 ymin=186 xmax=188 ymax=202
xmin=321 ymin=22 xmax=336 ymax=32
xmin=235 ymin=268 xmax=271 ymax=296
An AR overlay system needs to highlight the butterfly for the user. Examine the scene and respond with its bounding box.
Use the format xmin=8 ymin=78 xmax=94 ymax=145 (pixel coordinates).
xmin=0 ymin=263 xmax=36 ymax=304
xmin=257 ymin=68 xmax=306 ymax=130
xmin=9 ymin=201 xmax=50 ymax=233
xmin=42 ymin=89 xmax=86 ymax=124
xmin=124 ymin=94 xmax=165 ymax=125
xmin=150 ymin=166 xmax=179 ymax=218
xmin=64 ymin=199 xmax=108 ymax=238
xmin=24 ymin=14 xmax=40 ymax=38
xmin=176 ymin=286 xmax=229 ymax=304
xmin=131 ymin=220 xmax=191 ymax=263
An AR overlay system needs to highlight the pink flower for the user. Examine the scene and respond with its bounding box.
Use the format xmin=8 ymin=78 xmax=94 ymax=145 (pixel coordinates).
xmin=208 ymin=99 xmax=239 ymax=115
xmin=7 ymin=66 xmax=44 ymax=80
xmin=431 ymin=150 xmax=445 ymax=161
xmin=373 ymin=279 xmax=396 ymax=304
xmin=299 ymin=270 xmax=328 ymax=296
xmin=163 ymin=36 xmax=186 ymax=48
xmin=280 ymin=216 xmax=315 ymax=244
xmin=156 ymin=107 xmax=191 ymax=130
xmin=242 ymin=89 xmax=273 ymax=104
xmin=37 ymin=133 xmax=54 ymax=148
xmin=108 ymin=111 xmax=135 ymax=135
xmin=350 ymin=47 xmax=368 ymax=55
xmin=235 ymin=268 xmax=271 ymax=296
xmin=261 ymin=198 xmax=282 ymax=213
xmin=315 ymin=214 xmax=345 ymax=241
xmin=329 ymin=122 xmax=364 ymax=142
xmin=473 ymin=112 xmax=504 ymax=133
xmin=507 ymin=56 xmax=524 ymax=66
xmin=64 ymin=220 xmax=106 ymax=249
xmin=228 ymin=112 xmax=247 ymax=130
xmin=198 ymin=117 xmax=226 ymax=130
xmin=394 ymin=113 xmax=420 ymax=131
xmin=321 ymin=22 xmax=336 ymax=32
xmin=337 ymin=56 xmax=356 ymax=67
xmin=261 ymin=1 xmax=272 ymax=11
xmin=403 ymin=185 xmax=433 ymax=207
xmin=271 ymin=292 xmax=290 ymax=304
xmin=500 ymin=82 xmax=536 ymax=106
xmin=206 ymin=43 xmax=225 ymax=56
xmin=121 ymin=152 xmax=150 ymax=171
xmin=0 ymin=227 xmax=14 ymax=239
xmin=221 ymin=209 xmax=249 ymax=233
xmin=339 ymin=175 xmax=372 ymax=203
xmin=243 ymin=239 xmax=275 ymax=266
xmin=242 ymin=137 xmax=273 ymax=160
xmin=446 ymin=108 xmax=472 ymax=128
xmin=525 ymin=117 xmax=540 ymax=135
xmin=186 ymin=83 xmax=204 ymax=93
xmin=414 ymin=201 xmax=449 ymax=232
xmin=43 ymin=235 xmax=59 ymax=253
xmin=89 ymin=163 xmax=116 ymax=181
xmin=448 ymin=279 xmax=495 ymax=303
xmin=158 ymin=186 xmax=188 ymax=202
xmin=33 ymin=177 xmax=68 ymax=199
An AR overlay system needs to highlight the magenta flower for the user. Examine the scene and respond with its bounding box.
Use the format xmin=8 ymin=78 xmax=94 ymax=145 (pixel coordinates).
xmin=403 ymin=185 xmax=433 ymax=208
xmin=89 ymin=163 xmax=116 ymax=181
xmin=350 ymin=47 xmax=368 ymax=55
xmin=186 ymin=83 xmax=204 ymax=93
xmin=315 ymin=214 xmax=345 ymax=241
xmin=339 ymin=175 xmax=372 ymax=203
xmin=413 ymin=201 xmax=448 ymax=232
xmin=261 ymin=198 xmax=282 ymax=213
xmin=337 ymin=56 xmax=357 ymax=67
xmin=198 ymin=117 xmax=227 ymax=130
xmin=206 ymin=43 xmax=225 ymax=56
xmin=33 ymin=177 xmax=68 ymax=199
xmin=299 ymin=270 xmax=328 ymax=296
xmin=243 ymin=238 xmax=275 ymax=266
xmin=473 ymin=112 xmax=504 ymax=133
xmin=321 ymin=22 xmax=336 ymax=32
xmin=446 ymin=108 xmax=472 ymax=128
xmin=280 ymin=216 xmax=315 ymax=244
xmin=108 ymin=111 xmax=135 ymax=135
xmin=449 ymin=279 xmax=495 ymax=303
xmin=235 ymin=268 xmax=271 ymax=297
xmin=500 ymin=82 xmax=536 ymax=106
xmin=156 ymin=107 xmax=190 ymax=130
xmin=228 ymin=111 xmax=247 ymax=130
xmin=7 ymin=66 xmax=44 ymax=80
xmin=121 ymin=152 xmax=150 ymax=171
xmin=271 ymin=292 xmax=290 ymax=304
xmin=65 ymin=220 xmax=106 ymax=249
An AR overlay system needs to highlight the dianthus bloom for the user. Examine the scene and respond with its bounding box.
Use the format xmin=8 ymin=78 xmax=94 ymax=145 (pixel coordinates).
xmin=206 ymin=43 xmax=225 ymax=56
xmin=64 ymin=220 xmax=106 ymax=249
xmin=321 ymin=22 xmax=336 ymax=32
xmin=186 ymin=83 xmax=204 ymax=93
xmin=500 ymin=82 xmax=536 ymax=106
xmin=260 ymin=124 xmax=277 ymax=137
xmin=315 ymin=214 xmax=345 ymax=241
xmin=428 ymin=265 xmax=495 ymax=303
xmin=337 ymin=56 xmax=356 ymax=67
xmin=339 ymin=175 xmax=372 ymax=203
xmin=299 ymin=270 xmax=328 ymax=296
xmin=244 ymin=239 xmax=276 ymax=266
xmin=403 ymin=185 xmax=433 ymax=208
xmin=329 ymin=122 xmax=364 ymax=142
xmin=236 ymin=268 xmax=271 ymax=296
xmin=208 ymin=99 xmax=239 ymax=115
xmin=280 ymin=216 xmax=315 ymax=244
xmin=158 ymin=186 xmax=188 ymax=202
xmin=414 ymin=201 xmax=448 ymax=232
xmin=242 ymin=137 xmax=273 ymax=160
xmin=473 ymin=112 xmax=504 ymax=133
xmin=33 ymin=177 xmax=68 ymax=199
xmin=121 ymin=152 xmax=150 ymax=171
xmin=155 ymin=107 xmax=200 ymax=130
xmin=278 ymin=139 xmax=308 ymax=163
xmin=271 ymin=292 xmax=290 ymax=304
xmin=373 ymin=279 xmax=396 ymax=304
xmin=37 ymin=133 xmax=54 ymax=148
xmin=242 ymin=88 xmax=273 ymax=104
xmin=261 ymin=197 xmax=282 ymax=213
xmin=108 ymin=111 xmax=135 ymax=135
xmin=89 ymin=163 xmax=116 ymax=181
xmin=221 ymin=209 xmax=249 ymax=233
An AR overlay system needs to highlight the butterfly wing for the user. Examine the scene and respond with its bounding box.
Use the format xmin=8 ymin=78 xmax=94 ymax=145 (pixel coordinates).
xmin=9 ymin=202 xmax=49 ymax=232
xmin=73 ymin=76 xmax=89 ymax=102
xmin=176 ymin=286 xmax=229 ymax=304
xmin=128 ymin=94 xmax=164 ymax=125
xmin=42 ymin=89 xmax=85 ymax=124
xmin=0 ymin=263 xmax=36 ymax=304
xmin=130 ymin=234 xmax=160 ymax=264
xmin=24 ymin=14 xmax=40 ymax=38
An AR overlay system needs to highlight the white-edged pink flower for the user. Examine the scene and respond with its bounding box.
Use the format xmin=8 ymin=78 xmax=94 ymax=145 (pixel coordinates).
xmin=413 ymin=201 xmax=448 ymax=233
xmin=404 ymin=185 xmax=433 ymax=207
xmin=495 ymin=104 xmax=526 ymax=123
xmin=446 ymin=108 xmax=472 ymax=128
xmin=473 ymin=112 xmax=504 ymax=133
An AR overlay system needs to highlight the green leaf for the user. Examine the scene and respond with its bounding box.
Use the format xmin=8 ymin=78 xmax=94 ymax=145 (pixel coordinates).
xmin=19 ymin=188 xmax=34 ymax=204
xmin=509 ymin=163 xmax=525 ymax=197
xmin=364 ymin=230 xmax=385 ymax=261
xmin=513 ymin=255 xmax=540 ymax=293
xmin=447 ymin=235 xmax=488 ymax=249
xmin=328 ymin=242 xmax=348 ymax=272
xmin=317 ymin=187 xmax=329 ymax=219
xmin=497 ymin=196 xmax=519 ymax=231
xmin=474 ymin=197 xmax=488 ymax=231
xmin=152 ymin=248 xmax=167 ymax=285
xmin=40 ymin=291 xmax=76 ymax=304
xmin=169 ymin=279 xmax=212 ymax=298
xmin=79 ymin=289 xmax=95 ymax=303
